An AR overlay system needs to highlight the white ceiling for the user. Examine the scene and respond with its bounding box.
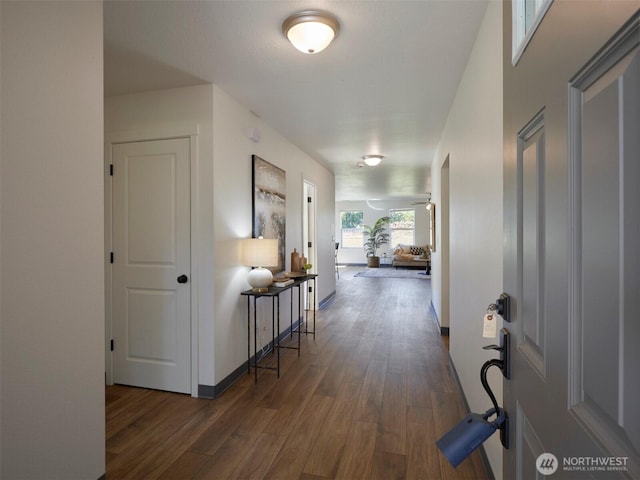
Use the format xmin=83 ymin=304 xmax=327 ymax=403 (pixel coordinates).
xmin=104 ymin=0 xmax=488 ymax=202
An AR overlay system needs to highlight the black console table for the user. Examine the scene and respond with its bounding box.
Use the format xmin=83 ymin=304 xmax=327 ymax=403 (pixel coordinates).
xmin=241 ymin=274 xmax=317 ymax=382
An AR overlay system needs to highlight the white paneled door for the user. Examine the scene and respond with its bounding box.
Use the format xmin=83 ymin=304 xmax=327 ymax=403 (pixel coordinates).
xmin=503 ymin=5 xmax=638 ymax=479
xmin=112 ymin=138 xmax=191 ymax=394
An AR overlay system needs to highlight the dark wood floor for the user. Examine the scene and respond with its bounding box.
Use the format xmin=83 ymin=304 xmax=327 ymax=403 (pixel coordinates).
xmin=106 ymin=266 xmax=488 ymax=479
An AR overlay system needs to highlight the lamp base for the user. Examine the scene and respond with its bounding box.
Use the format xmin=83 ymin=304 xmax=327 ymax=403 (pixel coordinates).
xmin=247 ymin=267 xmax=273 ymax=291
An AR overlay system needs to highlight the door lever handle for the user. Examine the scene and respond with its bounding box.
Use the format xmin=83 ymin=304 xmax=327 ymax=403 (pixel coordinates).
xmin=482 ymin=328 xmax=511 ymax=379
xmin=483 ymin=344 xmax=503 ymax=352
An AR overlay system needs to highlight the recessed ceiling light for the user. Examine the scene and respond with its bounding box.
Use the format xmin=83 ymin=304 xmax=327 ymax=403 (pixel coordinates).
xmin=362 ymin=155 xmax=383 ymax=167
xmin=282 ymin=10 xmax=340 ymax=54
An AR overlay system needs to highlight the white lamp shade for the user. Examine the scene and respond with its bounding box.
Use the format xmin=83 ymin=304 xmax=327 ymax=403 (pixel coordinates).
xmin=241 ymin=238 xmax=279 ymax=267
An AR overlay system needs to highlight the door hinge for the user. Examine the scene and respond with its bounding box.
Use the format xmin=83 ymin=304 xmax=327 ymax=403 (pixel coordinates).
xmin=307 ymin=196 xmax=312 ymax=203
xmin=110 ymin=339 xmax=114 ymax=351
xmin=308 ymin=242 xmax=312 ymax=248
xmin=308 ymin=286 xmax=313 ymax=293
xmin=109 ymin=164 xmax=114 ymax=176
xmin=110 ymin=252 xmax=114 ymax=264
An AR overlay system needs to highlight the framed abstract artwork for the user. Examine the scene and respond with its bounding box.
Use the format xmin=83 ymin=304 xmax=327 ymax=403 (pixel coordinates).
xmin=252 ymin=155 xmax=286 ymax=273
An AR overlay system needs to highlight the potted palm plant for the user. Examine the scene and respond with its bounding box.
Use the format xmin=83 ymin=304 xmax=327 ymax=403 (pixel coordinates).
xmin=363 ymin=216 xmax=390 ymax=268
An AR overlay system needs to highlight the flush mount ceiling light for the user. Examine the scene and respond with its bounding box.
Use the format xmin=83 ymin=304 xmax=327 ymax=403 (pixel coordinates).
xmin=362 ymin=154 xmax=383 ymax=167
xmin=282 ymin=10 xmax=340 ymax=54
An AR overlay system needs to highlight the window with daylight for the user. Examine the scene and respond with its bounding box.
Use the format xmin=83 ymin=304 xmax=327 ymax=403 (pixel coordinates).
xmin=389 ymin=209 xmax=415 ymax=246
xmin=340 ymin=210 xmax=364 ymax=248
xmin=512 ymin=0 xmax=553 ymax=64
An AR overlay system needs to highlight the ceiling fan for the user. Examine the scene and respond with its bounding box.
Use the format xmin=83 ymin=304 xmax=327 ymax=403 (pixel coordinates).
xmin=410 ymin=194 xmax=431 ymax=206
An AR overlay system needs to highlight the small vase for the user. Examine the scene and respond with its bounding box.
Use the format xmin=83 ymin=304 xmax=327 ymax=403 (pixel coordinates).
xmin=291 ymin=249 xmax=300 ymax=272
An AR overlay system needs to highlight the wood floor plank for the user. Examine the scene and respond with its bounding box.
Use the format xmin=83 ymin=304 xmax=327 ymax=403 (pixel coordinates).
xmin=157 ymin=451 xmax=211 ymax=480
xmin=406 ymin=407 xmax=442 ymax=480
xmin=354 ymin=359 xmax=387 ymax=423
xmin=370 ymin=450 xmax=407 ymax=480
xmin=302 ymin=382 xmax=362 ymax=478
xmin=375 ymin=371 xmax=407 ymax=455
xmin=340 ymin=332 xmax=376 ymax=385
xmin=126 ymin=403 xmax=228 ymax=479
xmin=107 ymin=395 xmax=210 ymax=478
xmin=188 ymin=379 xmax=276 ymax=456
xmin=262 ymin=364 xmax=328 ymax=436
xmin=194 ymin=407 xmax=278 ymax=479
xmin=313 ymin=335 xmax=360 ymax=397
xmin=407 ymin=404 xmax=433 ymax=425
xmin=299 ymin=474 xmax=332 ymax=480
xmin=427 ymin=348 xmax=458 ymax=393
xmin=263 ymin=394 xmax=334 ymax=479
xmin=106 ymin=389 xmax=172 ymax=444
xmin=334 ymin=420 xmax=377 ymax=479
xmin=106 ymin=385 xmax=154 ymax=421
xmin=107 ymin=391 xmax=200 ymax=454
xmin=228 ymin=432 xmax=287 ymax=480
xmin=406 ymin=359 xmax=434 ymax=408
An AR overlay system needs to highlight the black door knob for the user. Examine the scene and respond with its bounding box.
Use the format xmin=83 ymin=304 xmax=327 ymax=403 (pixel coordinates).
xmin=177 ymin=274 xmax=188 ymax=284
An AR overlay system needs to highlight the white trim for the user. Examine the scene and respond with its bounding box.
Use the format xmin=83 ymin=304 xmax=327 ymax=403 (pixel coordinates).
xmin=512 ymin=0 xmax=554 ymax=65
xmin=303 ymin=179 xmax=318 ymax=310
xmin=105 ymin=143 xmax=114 ymax=385
xmin=189 ymin=134 xmax=200 ymax=398
xmin=104 ymin=123 xmax=200 ymax=397
xmin=107 ymin=123 xmax=199 ymax=145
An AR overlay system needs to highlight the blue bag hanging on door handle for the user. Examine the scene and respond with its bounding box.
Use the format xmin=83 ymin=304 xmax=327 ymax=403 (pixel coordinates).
xmin=436 ymin=407 xmax=506 ymax=468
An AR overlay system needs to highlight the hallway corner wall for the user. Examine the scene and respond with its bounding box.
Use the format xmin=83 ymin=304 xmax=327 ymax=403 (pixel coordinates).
xmin=1 ymin=2 xmax=105 ymax=478
xmin=430 ymin=1 xmax=504 ymax=477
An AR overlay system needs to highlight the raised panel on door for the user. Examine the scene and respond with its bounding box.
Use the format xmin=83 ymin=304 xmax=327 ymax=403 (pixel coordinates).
xmin=112 ymin=137 xmax=191 ymax=394
xmin=518 ymin=113 xmax=545 ymax=378
xmin=568 ymin=33 xmax=640 ymax=468
xmin=126 ymin=153 xmax=177 ymax=265
xmin=127 ymin=288 xmax=177 ymax=364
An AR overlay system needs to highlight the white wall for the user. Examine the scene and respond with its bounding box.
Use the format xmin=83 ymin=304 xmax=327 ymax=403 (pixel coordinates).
xmin=335 ymin=199 xmax=430 ymax=265
xmin=105 ymin=84 xmax=335 ymax=389
xmin=212 ymin=85 xmax=335 ymax=382
xmin=1 ymin=2 xmax=105 ymax=478
xmin=430 ymin=2 xmax=504 ymax=478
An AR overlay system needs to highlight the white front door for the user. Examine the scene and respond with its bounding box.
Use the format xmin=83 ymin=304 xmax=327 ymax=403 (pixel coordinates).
xmin=112 ymin=138 xmax=191 ymax=394
xmin=503 ymin=5 xmax=639 ymax=479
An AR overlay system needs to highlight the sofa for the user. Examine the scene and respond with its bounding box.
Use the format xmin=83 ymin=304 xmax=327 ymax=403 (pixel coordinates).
xmin=392 ymin=244 xmax=431 ymax=272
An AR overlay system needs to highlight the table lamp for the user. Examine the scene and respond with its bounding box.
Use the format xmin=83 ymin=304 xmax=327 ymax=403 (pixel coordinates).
xmin=241 ymin=237 xmax=279 ymax=292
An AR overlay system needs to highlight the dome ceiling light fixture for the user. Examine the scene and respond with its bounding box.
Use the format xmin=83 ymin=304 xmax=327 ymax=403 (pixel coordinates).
xmin=362 ymin=154 xmax=383 ymax=167
xmin=282 ymin=10 xmax=340 ymax=54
